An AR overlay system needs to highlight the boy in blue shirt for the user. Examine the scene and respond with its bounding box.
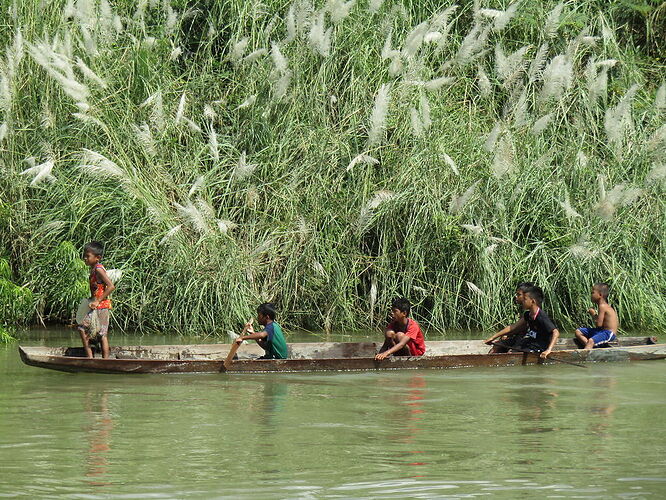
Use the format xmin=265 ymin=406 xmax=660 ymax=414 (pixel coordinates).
xmin=235 ymin=303 xmax=288 ymax=359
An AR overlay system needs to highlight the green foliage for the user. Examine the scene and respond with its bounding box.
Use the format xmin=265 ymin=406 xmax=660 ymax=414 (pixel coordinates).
xmin=0 ymin=258 xmax=34 ymax=325
xmin=0 ymin=0 xmax=664 ymax=334
xmin=0 ymin=325 xmax=16 ymax=343
xmin=25 ymin=242 xmax=88 ymax=322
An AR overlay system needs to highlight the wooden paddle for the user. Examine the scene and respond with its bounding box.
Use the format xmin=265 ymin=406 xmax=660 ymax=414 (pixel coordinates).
xmin=492 ymin=341 xmax=587 ymax=368
xmin=224 ymin=317 xmax=254 ymax=371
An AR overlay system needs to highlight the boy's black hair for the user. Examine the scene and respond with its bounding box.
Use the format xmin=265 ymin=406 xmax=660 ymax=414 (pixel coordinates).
xmin=593 ymin=282 xmax=610 ymax=299
xmin=516 ymin=281 xmax=535 ymax=291
xmin=391 ymin=298 xmax=411 ymax=315
xmin=257 ymin=302 xmax=276 ymax=320
xmin=84 ymin=241 xmax=105 ymax=258
xmin=523 ymin=285 xmax=544 ymax=306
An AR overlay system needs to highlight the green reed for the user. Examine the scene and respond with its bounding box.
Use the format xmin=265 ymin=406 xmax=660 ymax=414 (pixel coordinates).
xmin=0 ymin=0 xmax=664 ymax=335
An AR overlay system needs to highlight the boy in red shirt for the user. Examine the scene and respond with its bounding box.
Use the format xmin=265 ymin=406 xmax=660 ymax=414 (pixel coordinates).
xmin=375 ymin=298 xmax=426 ymax=360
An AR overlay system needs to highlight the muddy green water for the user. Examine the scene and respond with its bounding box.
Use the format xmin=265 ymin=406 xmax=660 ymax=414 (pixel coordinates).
xmin=1 ymin=328 xmax=665 ymax=499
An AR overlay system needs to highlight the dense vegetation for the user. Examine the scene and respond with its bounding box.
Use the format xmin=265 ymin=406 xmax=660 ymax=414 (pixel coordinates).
xmin=0 ymin=0 xmax=664 ymax=336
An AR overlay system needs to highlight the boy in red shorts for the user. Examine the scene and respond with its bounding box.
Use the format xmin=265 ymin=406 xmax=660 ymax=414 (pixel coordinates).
xmin=375 ymin=298 xmax=426 ymax=360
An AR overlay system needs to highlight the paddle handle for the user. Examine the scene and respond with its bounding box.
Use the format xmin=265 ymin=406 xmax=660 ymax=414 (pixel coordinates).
xmin=224 ymin=341 xmax=241 ymax=370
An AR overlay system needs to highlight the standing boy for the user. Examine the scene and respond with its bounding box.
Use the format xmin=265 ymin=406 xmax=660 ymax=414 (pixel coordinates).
xmin=235 ymin=303 xmax=288 ymax=359
xmin=375 ymin=298 xmax=426 ymax=360
xmin=484 ymin=281 xmax=534 ymax=352
xmin=574 ymin=283 xmax=618 ymax=349
xmin=79 ymin=241 xmax=115 ymax=359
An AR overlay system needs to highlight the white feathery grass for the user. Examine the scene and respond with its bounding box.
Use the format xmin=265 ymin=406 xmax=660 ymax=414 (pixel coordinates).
xmin=237 ymin=94 xmax=257 ymax=109
xmin=188 ymin=176 xmax=205 ymax=198
xmin=419 ymin=94 xmax=431 ymax=130
xmin=456 ymin=23 xmax=490 ymax=65
xmin=346 ymin=153 xmax=379 ymax=172
xmin=595 ymin=181 xmax=643 ymax=220
xmin=217 ymin=219 xmax=236 ymax=234
xmin=531 ymin=113 xmax=553 ymax=135
xmin=656 ymin=83 xmax=665 ymax=111
xmin=430 ymin=5 xmax=458 ymax=32
xmin=368 ymin=83 xmax=391 ymax=146
xmin=233 ymin=151 xmax=258 ymax=182
xmin=271 ymin=42 xmax=288 ymax=72
xmin=466 ymin=281 xmax=485 ymax=296
xmin=242 ymin=48 xmax=268 ymax=64
xmin=106 ymin=269 xmax=123 ymax=283
xmin=540 ymin=54 xmax=572 ymax=101
xmin=165 ymin=3 xmax=179 ymax=34
xmin=131 ymin=123 xmax=156 ymax=156
xmin=492 ymin=133 xmax=514 ymax=179
xmin=203 ymin=104 xmax=216 ymax=120
xmin=381 ymin=31 xmax=399 ymax=60
xmin=558 ymin=190 xmax=581 ymax=219
xmin=410 ymin=108 xmax=423 ymax=137
xmin=568 ymin=238 xmax=598 ymax=259
xmin=75 ymin=58 xmax=107 ymax=88
xmin=512 ymin=88 xmax=529 ymax=127
xmin=20 ymin=158 xmax=56 ymax=186
xmin=368 ymin=0 xmax=383 ymax=13
xmin=424 ymin=76 xmax=455 ymax=91
xmin=544 ymin=3 xmax=564 ymax=39
xmin=308 ymin=11 xmax=332 ymax=57
xmin=209 ymin=125 xmax=219 ymax=162
xmin=576 ymin=150 xmax=588 ymax=168
xmin=483 ymin=122 xmax=501 ymax=151
xmin=175 ymin=92 xmax=186 ymax=124
xmin=0 ymin=72 xmax=11 ymax=112
xmin=477 ymin=65 xmax=492 ymax=97
xmin=79 ymin=149 xmax=127 ymax=181
xmin=183 ymin=117 xmax=202 ymax=134
xmin=358 ymin=190 xmax=394 ymax=232
xmin=169 ymin=46 xmax=182 ymax=60
xmin=72 ymin=112 xmax=106 ymax=128
xmin=402 ymin=21 xmax=428 ymax=59
xmin=462 ymin=224 xmax=483 ymax=235
xmin=284 ymin=5 xmax=297 ymax=42
xmin=327 ymin=0 xmax=355 ymax=24
xmin=424 ymin=32 xmax=442 ymax=44
xmin=0 ymin=122 xmax=7 ymax=142
xmin=449 ymin=180 xmax=479 ymax=213
xmin=494 ymin=44 xmax=530 ymax=88
xmin=588 ymin=59 xmax=617 ymax=104
xmin=646 ymin=124 xmax=666 ymax=157
xmin=645 ymin=163 xmax=666 ymax=185
xmin=174 ymin=200 xmax=210 ymax=234
xmin=495 ymin=2 xmax=520 ymax=31
xmin=440 ymin=151 xmax=459 ymax=175
xmin=273 ymin=70 xmax=291 ymax=100
xmin=604 ymin=84 xmax=639 ymax=149
xmin=41 ymin=101 xmax=54 ymax=129
xmin=231 ymin=38 xmax=249 ymax=62
xmin=528 ymin=42 xmax=549 ymax=83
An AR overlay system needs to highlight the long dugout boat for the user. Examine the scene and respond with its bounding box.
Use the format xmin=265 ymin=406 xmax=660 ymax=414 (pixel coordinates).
xmin=18 ymin=337 xmax=664 ymax=374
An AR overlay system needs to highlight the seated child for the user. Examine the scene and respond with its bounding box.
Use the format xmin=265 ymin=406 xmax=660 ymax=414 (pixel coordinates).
xmin=516 ymin=285 xmax=560 ymax=359
xmin=78 ymin=241 xmax=115 ymax=359
xmin=375 ymin=298 xmax=426 ymax=360
xmin=484 ymin=281 xmax=534 ymax=352
xmin=574 ymin=283 xmax=618 ymax=349
xmin=235 ymin=302 xmax=288 ymax=359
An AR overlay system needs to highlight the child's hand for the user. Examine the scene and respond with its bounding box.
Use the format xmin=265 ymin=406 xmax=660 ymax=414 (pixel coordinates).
xmin=89 ymin=300 xmax=100 ymax=309
xmin=540 ymin=349 xmax=551 ymax=359
xmin=234 ymin=337 xmax=244 ymax=345
xmin=484 ymin=337 xmax=495 ymax=345
xmin=375 ymin=351 xmax=389 ymax=361
xmin=244 ymin=317 xmax=254 ymax=333
xmin=587 ymin=308 xmax=596 ymax=316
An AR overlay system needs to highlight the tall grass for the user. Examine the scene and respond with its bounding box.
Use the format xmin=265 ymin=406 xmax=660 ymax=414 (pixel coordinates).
xmin=0 ymin=0 xmax=664 ymax=335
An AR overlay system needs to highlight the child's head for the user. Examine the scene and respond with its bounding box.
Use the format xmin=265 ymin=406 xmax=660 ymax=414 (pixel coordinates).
xmin=391 ymin=298 xmax=411 ymax=322
xmin=522 ymin=285 xmax=544 ymax=309
xmin=82 ymin=241 xmax=104 ymax=266
xmin=515 ymin=282 xmax=535 ymax=305
xmin=591 ymin=282 xmax=609 ymax=302
xmin=257 ymin=302 xmax=276 ymax=325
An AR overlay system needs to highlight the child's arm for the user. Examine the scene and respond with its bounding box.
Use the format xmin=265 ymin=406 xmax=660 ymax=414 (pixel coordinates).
xmin=90 ymin=267 xmax=115 ymax=309
xmin=484 ymin=318 xmax=526 ymax=344
xmin=236 ymin=331 xmax=268 ymax=343
xmin=540 ymin=329 xmax=560 ymax=359
xmin=595 ymin=304 xmax=608 ymax=328
xmin=375 ymin=333 xmax=410 ymax=360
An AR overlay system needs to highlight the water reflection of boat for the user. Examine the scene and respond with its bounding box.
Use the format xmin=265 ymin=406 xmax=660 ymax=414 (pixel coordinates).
xmin=18 ymin=337 xmax=664 ymax=374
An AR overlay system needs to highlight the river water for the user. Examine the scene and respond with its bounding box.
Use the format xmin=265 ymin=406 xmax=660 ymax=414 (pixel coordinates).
xmin=1 ymin=328 xmax=665 ymax=498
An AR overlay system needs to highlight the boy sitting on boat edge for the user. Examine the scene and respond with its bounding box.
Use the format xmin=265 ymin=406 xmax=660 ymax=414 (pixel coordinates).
xmin=574 ymin=282 xmax=618 ymax=350
xmin=235 ymin=302 xmax=288 ymax=359
xmin=375 ymin=298 xmax=426 ymax=361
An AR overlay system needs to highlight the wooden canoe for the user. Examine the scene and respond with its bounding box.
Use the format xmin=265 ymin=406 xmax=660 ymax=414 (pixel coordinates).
xmin=18 ymin=336 xmax=664 ymax=374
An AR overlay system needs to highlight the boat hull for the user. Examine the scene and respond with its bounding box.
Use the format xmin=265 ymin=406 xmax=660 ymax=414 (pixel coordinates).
xmin=18 ymin=340 xmax=666 ymax=374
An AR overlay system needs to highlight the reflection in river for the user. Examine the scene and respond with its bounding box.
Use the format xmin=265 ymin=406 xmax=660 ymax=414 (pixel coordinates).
xmin=84 ymin=390 xmax=113 ymax=487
